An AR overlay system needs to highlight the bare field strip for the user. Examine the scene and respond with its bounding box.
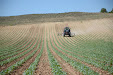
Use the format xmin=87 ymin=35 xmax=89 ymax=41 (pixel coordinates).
xmin=0 ymin=17 xmax=113 ymax=75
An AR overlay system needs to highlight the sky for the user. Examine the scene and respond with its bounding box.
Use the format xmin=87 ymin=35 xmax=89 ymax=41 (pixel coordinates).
xmin=0 ymin=0 xmax=113 ymax=16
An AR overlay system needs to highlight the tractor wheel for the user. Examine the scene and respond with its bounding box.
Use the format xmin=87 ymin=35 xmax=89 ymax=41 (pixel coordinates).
xmin=63 ymin=35 xmax=65 ymax=37
xmin=69 ymin=34 xmax=71 ymax=37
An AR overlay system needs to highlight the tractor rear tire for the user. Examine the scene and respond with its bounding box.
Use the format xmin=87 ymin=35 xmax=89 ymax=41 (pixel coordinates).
xmin=69 ymin=34 xmax=71 ymax=37
xmin=63 ymin=35 xmax=65 ymax=37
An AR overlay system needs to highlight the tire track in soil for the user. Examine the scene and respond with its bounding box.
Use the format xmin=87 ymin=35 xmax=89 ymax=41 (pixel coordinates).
xmin=53 ymin=26 xmax=112 ymax=75
xmin=35 ymin=25 xmax=52 ymax=75
xmin=0 ymin=26 xmax=39 ymax=71
xmin=49 ymin=25 xmax=82 ymax=75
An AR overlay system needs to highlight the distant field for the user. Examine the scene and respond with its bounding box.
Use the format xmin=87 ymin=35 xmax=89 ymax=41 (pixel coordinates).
xmin=0 ymin=12 xmax=113 ymax=75
xmin=0 ymin=12 xmax=113 ymax=25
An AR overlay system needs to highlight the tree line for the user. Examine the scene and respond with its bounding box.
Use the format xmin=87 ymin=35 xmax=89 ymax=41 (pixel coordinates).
xmin=101 ymin=8 xmax=113 ymax=13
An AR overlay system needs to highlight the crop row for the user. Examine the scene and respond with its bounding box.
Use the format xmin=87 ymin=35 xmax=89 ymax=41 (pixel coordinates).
xmin=47 ymin=39 xmax=67 ymax=75
xmin=0 ymin=27 xmax=38 ymax=60
xmin=56 ymin=33 xmax=113 ymax=73
xmin=23 ymin=39 xmax=43 ymax=75
xmin=0 ymin=28 xmax=36 ymax=59
xmin=1 ymin=26 xmax=35 ymax=51
xmin=0 ymin=27 xmax=27 ymax=49
xmin=0 ymin=27 xmax=31 ymax=52
xmin=54 ymin=26 xmax=113 ymax=74
xmin=0 ymin=38 xmax=31 ymax=57
xmin=50 ymin=35 xmax=98 ymax=75
xmin=0 ymin=27 xmax=19 ymax=45
xmin=0 ymin=38 xmax=34 ymax=61
xmin=55 ymin=26 xmax=112 ymax=66
xmin=0 ymin=34 xmax=42 ymax=75
xmin=63 ymin=35 xmax=113 ymax=60
xmin=50 ymin=27 xmax=99 ymax=75
xmin=0 ymin=32 xmax=39 ymax=66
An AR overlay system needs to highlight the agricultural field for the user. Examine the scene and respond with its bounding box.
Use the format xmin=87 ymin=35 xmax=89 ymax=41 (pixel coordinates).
xmin=0 ymin=13 xmax=113 ymax=75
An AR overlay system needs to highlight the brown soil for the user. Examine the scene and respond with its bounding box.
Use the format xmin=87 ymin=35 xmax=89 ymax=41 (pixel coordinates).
xmin=10 ymin=36 xmax=42 ymax=75
xmin=0 ymin=27 xmax=25 ymax=47
xmin=0 ymin=26 xmax=39 ymax=71
xmin=0 ymin=27 xmax=28 ymax=52
xmin=0 ymin=27 xmax=36 ymax=61
xmin=53 ymin=36 xmax=111 ymax=75
xmin=48 ymin=25 xmax=82 ymax=75
xmin=0 ymin=17 xmax=113 ymax=75
xmin=53 ymin=23 xmax=112 ymax=75
xmin=35 ymin=25 xmax=52 ymax=75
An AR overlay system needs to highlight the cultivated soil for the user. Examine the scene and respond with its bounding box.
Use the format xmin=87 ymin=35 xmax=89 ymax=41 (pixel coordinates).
xmin=0 ymin=16 xmax=113 ymax=75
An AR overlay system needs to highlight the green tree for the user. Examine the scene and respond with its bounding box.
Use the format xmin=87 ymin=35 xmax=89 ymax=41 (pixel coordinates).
xmin=110 ymin=8 xmax=113 ymax=13
xmin=100 ymin=8 xmax=107 ymax=13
